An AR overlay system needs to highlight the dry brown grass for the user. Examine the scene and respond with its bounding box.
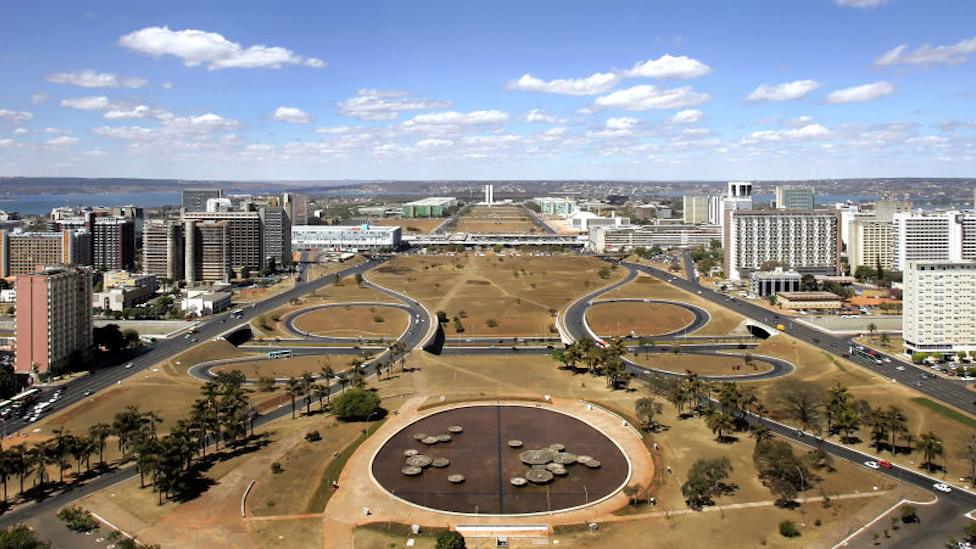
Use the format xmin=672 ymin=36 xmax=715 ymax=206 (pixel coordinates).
xmin=213 ymin=354 xmax=364 ymax=379
xmin=587 ymin=301 xmax=695 ymax=337
xmin=454 ymin=205 xmax=540 ymax=234
xmin=291 ymin=305 xmax=408 ymax=338
xmin=372 ymin=217 xmax=443 ymax=234
xmin=627 ymin=351 xmax=774 ymax=377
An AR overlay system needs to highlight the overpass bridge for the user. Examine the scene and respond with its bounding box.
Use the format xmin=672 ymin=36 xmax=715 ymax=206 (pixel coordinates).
xmin=405 ymin=232 xmax=586 ymax=247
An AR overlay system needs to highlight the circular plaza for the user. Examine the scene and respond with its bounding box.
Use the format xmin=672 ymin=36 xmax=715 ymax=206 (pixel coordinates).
xmin=369 ymin=403 xmax=632 ymax=516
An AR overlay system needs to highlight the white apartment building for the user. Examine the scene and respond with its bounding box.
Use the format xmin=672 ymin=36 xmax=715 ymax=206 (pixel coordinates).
xmin=291 ymin=225 xmax=401 ymax=251
xmin=724 ymin=210 xmax=841 ymax=281
xmin=903 ymin=261 xmax=976 ymax=354
xmin=891 ymin=212 xmax=976 ymax=271
xmin=708 ymin=181 xmax=753 ymax=227
xmin=848 ymin=219 xmax=895 ymax=272
xmin=682 ymin=195 xmax=710 ymax=224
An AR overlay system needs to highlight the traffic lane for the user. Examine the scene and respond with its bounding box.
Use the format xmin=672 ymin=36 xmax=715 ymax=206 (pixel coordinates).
xmin=625 ymin=261 xmax=976 ymax=412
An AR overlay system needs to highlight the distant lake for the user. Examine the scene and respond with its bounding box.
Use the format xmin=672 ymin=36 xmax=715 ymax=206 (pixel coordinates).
xmin=0 ymin=191 xmax=181 ymax=215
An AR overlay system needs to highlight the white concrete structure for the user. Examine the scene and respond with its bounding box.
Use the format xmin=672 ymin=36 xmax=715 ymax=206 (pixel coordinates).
xmin=774 ymin=185 xmax=815 ymax=210
xmin=709 ymin=181 xmax=753 ymax=227
xmin=903 ymin=261 xmax=976 ymax=354
xmin=588 ymin=224 xmax=720 ymax=253
xmin=532 ymin=197 xmax=577 ymax=216
xmin=181 ymin=290 xmax=232 ymax=316
xmin=724 ymin=210 xmax=841 ymax=281
xmin=749 ymin=268 xmax=802 ymax=297
xmin=682 ymin=195 xmax=710 ymax=224
xmin=568 ymin=212 xmax=630 ymax=232
xmin=891 ymin=212 xmax=976 ymax=271
xmin=848 ymin=218 xmax=895 ymax=272
xmin=484 ymin=184 xmax=494 ymax=206
xmin=292 ymin=224 xmax=401 ymax=251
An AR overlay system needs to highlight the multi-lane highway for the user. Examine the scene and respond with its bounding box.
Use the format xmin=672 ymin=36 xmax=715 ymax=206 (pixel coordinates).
xmin=625 ymin=257 xmax=976 ymax=414
xmin=4 ymin=258 xmax=388 ymax=436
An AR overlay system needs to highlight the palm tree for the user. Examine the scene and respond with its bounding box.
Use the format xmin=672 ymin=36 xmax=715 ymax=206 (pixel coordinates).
xmin=301 ymin=372 xmax=315 ymax=415
xmin=916 ymin=431 xmax=944 ymax=472
xmin=705 ymin=410 xmax=736 ymax=442
xmin=285 ymin=377 xmax=302 ymax=419
xmin=8 ymin=444 xmax=30 ymax=495
xmin=867 ymin=322 xmax=878 ymax=340
xmin=865 ymin=407 xmax=889 ymax=452
xmin=88 ymin=423 xmax=112 ymax=466
xmin=884 ymin=406 xmax=908 ymax=454
xmin=0 ymin=448 xmax=11 ymax=503
xmin=749 ymin=424 xmax=772 ymax=446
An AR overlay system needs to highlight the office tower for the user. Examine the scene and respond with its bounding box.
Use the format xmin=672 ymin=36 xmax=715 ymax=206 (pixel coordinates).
xmin=0 ymin=229 xmax=91 ymax=277
xmin=258 ymin=205 xmax=290 ymax=269
xmin=92 ymin=217 xmax=136 ymax=271
xmin=709 ymin=181 xmax=753 ymax=227
xmin=848 ymin=219 xmax=894 ymax=272
xmin=484 ymin=184 xmax=494 ymax=206
xmin=283 ymin=192 xmax=308 ymax=225
xmin=873 ymin=200 xmax=912 ymax=223
xmin=723 ymin=210 xmax=841 ymax=281
xmin=111 ymin=205 xmax=144 ymax=241
xmin=682 ymin=195 xmax=710 ymax=224
xmin=142 ymin=219 xmax=184 ymax=280
xmin=182 ymin=188 xmax=223 ymax=212
xmin=775 ymin=185 xmax=815 ymax=210
xmin=14 ymin=266 xmax=92 ymax=374
xmin=184 ymin=220 xmax=231 ymax=285
xmin=903 ymin=261 xmax=976 ymax=355
xmin=892 ymin=212 xmax=959 ymax=271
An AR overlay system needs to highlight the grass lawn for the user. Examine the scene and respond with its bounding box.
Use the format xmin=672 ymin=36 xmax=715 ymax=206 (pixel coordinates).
xmin=305 ymin=255 xmax=365 ymax=282
xmin=212 ymin=354 xmax=365 ymax=379
xmin=627 ymin=350 xmax=774 ymax=377
xmin=370 ymin=255 xmax=627 ymax=337
xmin=587 ymin=301 xmax=695 ymax=337
xmin=246 ymin=518 xmax=322 ymax=549
xmin=291 ymin=304 xmax=408 ymax=338
xmin=453 ymin=205 xmax=540 ymax=234
xmin=372 ymin=217 xmax=443 ymax=234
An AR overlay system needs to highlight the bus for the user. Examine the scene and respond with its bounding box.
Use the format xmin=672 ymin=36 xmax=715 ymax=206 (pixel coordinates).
xmin=267 ymin=349 xmax=293 ymax=359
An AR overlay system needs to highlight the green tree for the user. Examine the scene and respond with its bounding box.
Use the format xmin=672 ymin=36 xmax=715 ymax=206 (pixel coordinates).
xmin=634 ymin=397 xmax=663 ymax=432
xmin=916 ymin=431 xmax=944 ymax=472
xmin=330 ymin=388 xmax=381 ymax=421
xmin=680 ymin=457 xmax=733 ymax=510
xmin=754 ymin=439 xmax=815 ymax=505
xmin=0 ymin=524 xmax=51 ymax=548
xmin=435 ymin=530 xmax=467 ymax=549
xmin=705 ymin=409 xmax=736 ymax=442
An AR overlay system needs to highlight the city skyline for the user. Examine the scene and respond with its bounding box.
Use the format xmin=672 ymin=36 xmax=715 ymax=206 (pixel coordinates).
xmin=0 ymin=0 xmax=975 ymax=180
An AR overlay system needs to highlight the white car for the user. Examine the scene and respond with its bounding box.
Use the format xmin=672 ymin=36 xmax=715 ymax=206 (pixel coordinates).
xmin=883 ymin=357 xmax=892 ymax=363
xmin=933 ymin=482 xmax=952 ymax=493
xmin=124 ymin=363 xmax=134 ymax=369
xmin=864 ymin=460 xmax=880 ymax=470
xmin=896 ymin=365 xmax=906 ymax=371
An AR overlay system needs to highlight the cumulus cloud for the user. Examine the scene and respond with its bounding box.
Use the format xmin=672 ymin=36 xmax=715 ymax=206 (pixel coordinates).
xmin=0 ymin=109 xmax=33 ymax=124
xmin=671 ymin=109 xmax=703 ymax=124
xmin=824 ymin=81 xmax=894 ymax=104
xmin=416 ymin=138 xmax=454 ymax=149
xmin=742 ymin=124 xmax=832 ymax=144
xmin=103 ymin=105 xmax=151 ymax=120
xmin=594 ymin=85 xmax=710 ymax=111
xmin=44 ymin=136 xmax=80 ymax=146
xmin=118 ymin=26 xmax=326 ymax=70
xmin=875 ymin=36 xmax=976 ymax=66
xmin=524 ymin=109 xmax=567 ymax=124
xmin=338 ymin=89 xmax=450 ymax=120
xmin=272 ymin=106 xmax=312 ymax=124
xmin=402 ymin=110 xmax=509 ymax=133
xmin=60 ymin=96 xmax=111 ymax=110
xmin=746 ymin=79 xmax=821 ymax=102
xmin=833 ymin=0 xmax=890 ymax=7
xmin=31 ymin=93 xmax=47 ymax=105
xmin=508 ymin=72 xmax=619 ymax=96
xmin=13 ymin=128 xmax=28 ymax=135
xmin=624 ymin=54 xmax=712 ymax=79
xmin=47 ymin=69 xmax=147 ymax=88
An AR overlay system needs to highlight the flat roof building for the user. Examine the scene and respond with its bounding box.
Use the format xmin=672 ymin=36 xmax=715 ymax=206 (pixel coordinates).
xmin=724 ymin=210 xmax=841 ymax=281
xmin=848 ymin=218 xmax=895 ymax=272
xmin=0 ymin=229 xmax=91 ymax=277
xmin=775 ymin=291 xmax=844 ymax=310
xmin=749 ymin=268 xmax=802 ymax=297
xmin=903 ymin=261 xmax=976 ymax=354
xmin=183 ymin=211 xmax=262 ymax=281
xmin=587 ymin=224 xmax=720 ymax=253
xmin=292 ymin=225 xmax=401 ymax=251
xmin=15 ymin=266 xmax=92 ymax=375
xmin=775 ymin=185 xmax=816 ymax=210
xmin=682 ymin=195 xmax=710 ymax=224
xmin=532 ymin=197 xmax=577 ymax=217
xmin=402 ymin=197 xmax=457 ymax=218
xmin=142 ymin=219 xmax=183 ymax=281
xmin=182 ymin=188 xmax=223 ymax=213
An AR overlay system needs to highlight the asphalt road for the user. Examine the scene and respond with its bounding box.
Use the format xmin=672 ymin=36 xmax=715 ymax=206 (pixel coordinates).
xmin=624 ymin=258 xmax=976 ymax=414
xmin=6 ymin=258 xmax=387 ymax=436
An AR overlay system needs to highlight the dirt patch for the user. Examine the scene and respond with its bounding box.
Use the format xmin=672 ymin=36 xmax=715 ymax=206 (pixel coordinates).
xmin=291 ymin=305 xmax=408 ymax=338
xmin=587 ymin=301 xmax=695 ymax=337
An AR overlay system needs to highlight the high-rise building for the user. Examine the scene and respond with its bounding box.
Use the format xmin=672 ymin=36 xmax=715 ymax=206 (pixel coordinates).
xmin=724 ymin=210 xmax=841 ymax=281
xmin=0 ymin=229 xmax=91 ymax=277
xmin=92 ymin=217 xmax=136 ymax=271
xmin=14 ymin=266 xmax=92 ymax=374
xmin=709 ymin=181 xmax=753 ymax=227
xmin=258 ymin=205 xmax=290 ymax=269
xmin=873 ymin=200 xmax=912 ymax=223
xmin=682 ymin=195 xmax=710 ymax=224
xmin=184 ymin=220 xmax=231 ymax=285
xmin=182 ymin=211 xmax=262 ymax=279
xmin=848 ymin=219 xmax=894 ymax=272
xmin=774 ymin=185 xmax=816 ymax=210
xmin=142 ymin=219 xmax=184 ymax=280
xmin=182 ymin=188 xmax=223 ymax=212
xmin=890 ymin=211 xmax=976 ymax=271
xmin=283 ymin=192 xmax=308 ymax=225
xmin=903 ymin=261 xmax=976 ymax=354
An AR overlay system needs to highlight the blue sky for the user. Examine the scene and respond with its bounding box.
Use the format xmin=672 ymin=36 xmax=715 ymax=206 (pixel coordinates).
xmin=0 ymin=0 xmax=974 ymax=180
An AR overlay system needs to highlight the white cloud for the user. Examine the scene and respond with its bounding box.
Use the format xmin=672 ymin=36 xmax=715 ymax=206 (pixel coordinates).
xmin=47 ymin=69 xmax=147 ymax=88
xmin=875 ymin=36 xmax=976 ymax=66
xmin=624 ymin=54 xmax=712 ymax=79
xmin=784 ymin=124 xmax=832 ymax=138
xmin=44 ymin=136 xmax=80 ymax=146
xmin=594 ymin=85 xmax=710 ymax=111
xmin=0 ymin=109 xmax=33 ymax=123
xmin=824 ymin=81 xmax=894 ymax=104
xmin=31 ymin=93 xmax=47 ymax=105
xmin=60 ymin=96 xmax=111 ymax=110
xmin=416 ymin=138 xmax=454 ymax=149
xmin=118 ymin=26 xmax=326 ymax=70
xmin=524 ymin=109 xmax=567 ymax=124
xmin=12 ymin=128 xmax=28 ymax=135
xmin=746 ymin=79 xmax=821 ymax=102
xmin=508 ymin=72 xmax=619 ymax=96
xmin=161 ymin=82 xmax=174 ymax=89
xmin=103 ymin=105 xmax=151 ymax=120
xmin=0 ymin=138 xmax=12 ymax=147
xmin=272 ymin=106 xmax=312 ymax=124
xmin=543 ymin=127 xmax=569 ymax=136
xmin=672 ymin=109 xmax=703 ymax=124
xmin=338 ymin=89 xmax=449 ymax=120
xmin=605 ymin=117 xmax=639 ymax=130
xmin=402 ymin=110 xmax=509 ymax=133
xmin=833 ymin=0 xmax=890 ymax=7
xmin=315 ymin=125 xmax=352 ymax=134
xmin=741 ymin=123 xmax=832 ymax=144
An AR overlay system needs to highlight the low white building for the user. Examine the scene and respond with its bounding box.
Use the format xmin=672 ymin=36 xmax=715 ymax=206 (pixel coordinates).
xmin=568 ymin=211 xmax=631 ymax=232
xmin=181 ymin=290 xmax=232 ymax=316
xmin=93 ymin=286 xmax=153 ymax=312
xmin=0 ymin=289 xmax=14 ymax=303
xmin=292 ymin=224 xmax=401 ymax=251
xmin=587 ymin=224 xmax=720 ymax=253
